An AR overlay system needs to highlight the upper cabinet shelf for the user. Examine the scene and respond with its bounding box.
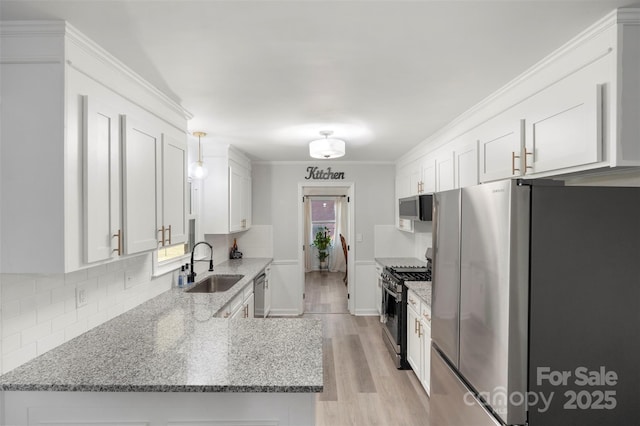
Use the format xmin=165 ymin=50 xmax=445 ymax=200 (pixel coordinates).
xmin=0 ymin=21 xmax=191 ymax=273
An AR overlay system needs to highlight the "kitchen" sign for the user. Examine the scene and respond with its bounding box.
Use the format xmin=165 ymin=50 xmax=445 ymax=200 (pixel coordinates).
xmin=305 ymin=166 xmax=345 ymax=180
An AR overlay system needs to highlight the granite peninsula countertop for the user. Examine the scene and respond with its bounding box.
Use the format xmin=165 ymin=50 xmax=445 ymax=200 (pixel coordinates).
xmin=405 ymin=281 xmax=432 ymax=307
xmin=0 ymin=258 xmax=323 ymax=393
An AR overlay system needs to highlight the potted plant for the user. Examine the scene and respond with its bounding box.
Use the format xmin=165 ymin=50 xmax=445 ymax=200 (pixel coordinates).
xmin=313 ymin=227 xmax=332 ymax=270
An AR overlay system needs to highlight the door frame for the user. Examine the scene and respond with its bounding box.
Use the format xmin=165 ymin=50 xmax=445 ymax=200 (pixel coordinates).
xmin=297 ymin=181 xmax=355 ymax=314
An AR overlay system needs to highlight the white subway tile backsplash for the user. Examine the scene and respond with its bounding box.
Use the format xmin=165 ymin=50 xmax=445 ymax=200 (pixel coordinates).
xmin=37 ymin=330 xmax=65 ymax=355
xmin=35 ymin=275 xmax=65 ymax=293
xmin=2 ymin=278 xmax=36 ymax=302
xmin=2 ymin=333 xmax=21 ymax=355
xmin=86 ymin=310 xmax=109 ymax=330
xmin=1 ymin=255 xmax=171 ymax=374
xmin=65 ymin=319 xmax=88 ymax=341
xmin=76 ymin=302 xmax=98 ymax=320
xmin=51 ymin=310 xmax=77 ymax=332
xmin=1 ymin=299 xmax=21 ymax=320
xmin=37 ymin=301 xmax=65 ymax=324
xmin=3 ymin=343 xmax=36 ymax=373
xmin=22 ymin=321 xmax=52 ymax=346
xmin=51 ymin=286 xmax=75 ymax=305
xmin=3 ymin=311 xmax=37 ymax=336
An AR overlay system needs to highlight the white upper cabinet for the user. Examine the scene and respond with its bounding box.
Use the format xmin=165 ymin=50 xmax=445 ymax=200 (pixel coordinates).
xmin=435 ymin=152 xmax=455 ymax=192
xmin=0 ymin=22 xmax=190 ymax=273
xmin=397 ymin=9 xmax=640 ymax=185
xmin=454 ymin=139 xmax=479 ymax=189
xmin=83 ymin=97 xmax=121 ymax=263
xmin=522 ymin=59 xmax=605 ymax=175
xmin=122 ymin=116 xmax=162 ymax=255
xmin=477 ymin=111 xmax=525 ymax=183
xmin=420 ymin=157 xmax=436 ymax=194
xmin=159 ymin=135 xmax=188 ymax=247
xmin=229 ymin=160 xmax=252 ymax=233
xmin=202 ymin=145 xmax=252 ymax=235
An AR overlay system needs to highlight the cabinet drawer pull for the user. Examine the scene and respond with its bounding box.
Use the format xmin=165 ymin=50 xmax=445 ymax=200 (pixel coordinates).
xmin=165 ymin=224 xmax=172 ymax=245
xmin=112 ymin=229 xmax=122 ymax=256
xmin=511 ymin=151 xmax=521 ymax=175
xmin=158 ymin=226 xmax=166 ymax=246
xmin=524 ymin=149 xmax=534 ymax=171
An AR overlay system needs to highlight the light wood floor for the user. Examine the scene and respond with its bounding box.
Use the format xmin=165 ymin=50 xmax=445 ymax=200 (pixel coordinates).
xmin=303 ymin=272 xmax=431 ymax=425
xmin=305 ymin=271 xmax=349 ymax=314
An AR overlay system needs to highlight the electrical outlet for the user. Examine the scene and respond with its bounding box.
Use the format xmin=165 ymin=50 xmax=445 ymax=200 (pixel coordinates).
xmin=76 ymin=285 xmax=88 ymax=308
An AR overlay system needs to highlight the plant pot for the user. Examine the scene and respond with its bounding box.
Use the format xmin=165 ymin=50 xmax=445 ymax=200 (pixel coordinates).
xmin=319 ymin=260 xmax=327 ymax=270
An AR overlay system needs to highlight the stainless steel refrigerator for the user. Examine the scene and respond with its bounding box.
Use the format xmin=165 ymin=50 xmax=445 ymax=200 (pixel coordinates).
xmin=430 ymin=179 xmax=640 ymax=426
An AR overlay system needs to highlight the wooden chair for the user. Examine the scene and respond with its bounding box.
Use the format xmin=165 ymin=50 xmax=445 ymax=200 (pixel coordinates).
xmin=340 ymin=233 xmax=348 ymax=285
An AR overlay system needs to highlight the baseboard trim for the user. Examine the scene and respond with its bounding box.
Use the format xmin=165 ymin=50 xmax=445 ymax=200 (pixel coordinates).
xmin=355 ymin=309 xmax=380 ymax=316
xmin=268 ymin=308 xmax=301 ymax=317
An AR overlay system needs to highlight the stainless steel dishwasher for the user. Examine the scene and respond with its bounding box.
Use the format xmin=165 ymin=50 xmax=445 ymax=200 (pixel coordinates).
xmin=253 ymin=270 xmax=267 ymax=318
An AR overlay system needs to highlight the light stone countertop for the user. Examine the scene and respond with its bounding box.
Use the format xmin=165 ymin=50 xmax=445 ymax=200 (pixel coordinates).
xmin=0 ymin=258 xmax=323 ymax=393
xmin=405 ymin=281 xmax=432 ymax=307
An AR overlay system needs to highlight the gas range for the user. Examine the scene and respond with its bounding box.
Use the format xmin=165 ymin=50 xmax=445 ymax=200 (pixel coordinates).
xmin=380 ymin=264 xmax=431 ymax=370
xmin=382 ymin=265 xmax=431 ymax=292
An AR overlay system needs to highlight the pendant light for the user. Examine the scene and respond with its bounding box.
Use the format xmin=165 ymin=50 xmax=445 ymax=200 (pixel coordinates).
xmin=189 ymin=131 xmax=208 ymax=180
xmin=309 ymin=130 xmax=345 ymax=159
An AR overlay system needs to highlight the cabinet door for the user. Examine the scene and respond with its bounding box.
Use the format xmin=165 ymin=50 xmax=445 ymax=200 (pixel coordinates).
xmin=264 ymin=267 xmax=272 ymax=317
xmin=455 ymin=141 xmax=479 ymax=189
xmin=421 ymin=157 xmax=436 ymax=194
xmin=406 ymin=301 xmax=421 ymax=374
xmin=161 ymin=134 xmax=187 ymax=246
xmin=478 ymin=113 xmax=524 ymax=183
xmin=421 ymin=320 xmax=431 ymax=396
xmin=524 ymin=71 xmax=603 ymax=174
xmin=436 ymin=153 xmax=455 ymax=192
xmin=122 ymin=116 xmax=161 ymax=254
xmin=229 ymin=163 xmax=250 ymax=233
xmin=245 ymin=292 xmax=255 ymax=318
xmin=83 ymin=96 xmax=121 ymax=263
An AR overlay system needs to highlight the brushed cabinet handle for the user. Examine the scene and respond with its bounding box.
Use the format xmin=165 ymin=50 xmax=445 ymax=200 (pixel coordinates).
xmin=524 ymin=149 xmax=534 ymax=171
xmin=511 ymin=151 xmax=521 ymax=175
xmin=112 ymin=229 xmax=122 ymax=256
xmin=158 ymin=226 xmax=166 ymax=246
xmin=165 ymin=224 xmax=172 ymax=245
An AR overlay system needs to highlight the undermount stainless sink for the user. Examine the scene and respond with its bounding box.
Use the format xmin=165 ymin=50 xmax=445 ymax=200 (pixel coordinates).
xmin=186 ymin=274 xmax=244 ymax=293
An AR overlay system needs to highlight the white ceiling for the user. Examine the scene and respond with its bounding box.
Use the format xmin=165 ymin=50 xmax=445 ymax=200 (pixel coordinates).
xmin=1 ymin=0 xmax=636 ymax=162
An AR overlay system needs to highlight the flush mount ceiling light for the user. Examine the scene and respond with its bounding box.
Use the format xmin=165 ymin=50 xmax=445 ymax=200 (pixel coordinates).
xmin=309 ymin=130 xmax=345 ymax=159
xmin=189 ymin=131 xmax=208 ymax=180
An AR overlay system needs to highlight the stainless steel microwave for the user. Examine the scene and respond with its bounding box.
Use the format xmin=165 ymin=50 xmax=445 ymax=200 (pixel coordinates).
xmin=399 ymin=194 xmax=433 ymax=221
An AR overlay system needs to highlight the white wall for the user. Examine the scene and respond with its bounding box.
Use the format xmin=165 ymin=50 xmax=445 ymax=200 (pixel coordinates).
xmin=252 ymin=162 xmax=396 ymax=314
xmin=0 ymin=254 xmax=173 ymax=374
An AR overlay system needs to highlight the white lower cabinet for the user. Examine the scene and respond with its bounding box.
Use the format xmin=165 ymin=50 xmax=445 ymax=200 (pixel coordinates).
xmin=264 ymin=265 xmax=272 ymax=317
xmin=406 ymin=289 xmax=431 ymax=396
xmin=218 ymin=283 xmax=255 ymax=318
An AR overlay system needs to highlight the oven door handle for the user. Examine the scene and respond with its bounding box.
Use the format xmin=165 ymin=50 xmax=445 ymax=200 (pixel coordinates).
xmin=383 ymin=285 xmax=399 ymax=299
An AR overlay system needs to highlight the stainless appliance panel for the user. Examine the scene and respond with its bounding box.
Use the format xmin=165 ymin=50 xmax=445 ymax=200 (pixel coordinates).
xmin=431 ymin=346 xmax=502 ymax=426
xmin=431 ymin=189 xmax=461 ymax=367
xmin=459 ymin=180 xmax=528 ymax=425
xmin=527 ymin=185 xmax=640 ymax=425
xmin=399 ymin=195 xmax=420 ymax=220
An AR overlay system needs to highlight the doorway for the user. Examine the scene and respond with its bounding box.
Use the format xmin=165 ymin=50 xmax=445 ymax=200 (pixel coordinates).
xmin=298 ymin=182 xmax=355 ymax=315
